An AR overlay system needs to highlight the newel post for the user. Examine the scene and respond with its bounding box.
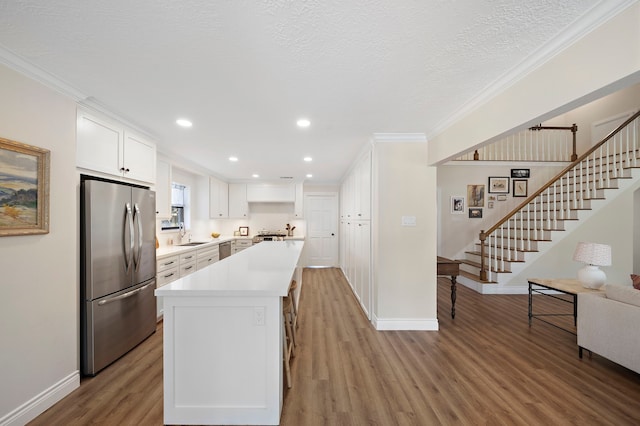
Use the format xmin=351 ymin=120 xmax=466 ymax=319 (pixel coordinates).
xmin=479 ymin=230 xmax=487 ymax=281
xmin=571 ymin=123 xmax=578 ymax=161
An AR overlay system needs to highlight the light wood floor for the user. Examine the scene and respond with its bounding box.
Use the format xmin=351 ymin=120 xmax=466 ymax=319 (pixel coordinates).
xmin=30 ymin=268 xmax=640 ymax=425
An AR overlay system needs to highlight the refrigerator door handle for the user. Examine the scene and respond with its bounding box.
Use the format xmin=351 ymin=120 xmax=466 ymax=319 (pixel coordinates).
xmin=97 ymin=283 xmax=153 ymax=306
xmin=133 ymin=203 xmax=143 ymax=271
xmin=124 ymin=203 xmax=134 ymax=272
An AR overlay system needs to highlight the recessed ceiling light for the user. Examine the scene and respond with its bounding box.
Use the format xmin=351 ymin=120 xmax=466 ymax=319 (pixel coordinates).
xmin=252 ymin=174 xmax=260 ymax=178
xmin=306 ymin=174 xmax=313 ymax=178
xmin=303 ymin=156 xmax=312 ymax=162
xmin=229 ymin=156 xmax=238 ymax=162
xmin=297 ymin=118 xmax=311 ymax=128
xmin=176 ymin=118 xmax=192 ymax=128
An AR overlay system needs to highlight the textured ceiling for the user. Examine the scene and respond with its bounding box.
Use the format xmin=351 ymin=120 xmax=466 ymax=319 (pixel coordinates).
xmin=0 ymin=0 xmax=616 ymax=183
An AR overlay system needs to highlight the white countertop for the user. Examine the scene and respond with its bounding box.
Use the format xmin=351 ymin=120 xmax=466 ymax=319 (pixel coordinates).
xmin=155 ymin=235 xmax=304 ymax=259
xmin=155 ymin=240 xmax=304 ymax=297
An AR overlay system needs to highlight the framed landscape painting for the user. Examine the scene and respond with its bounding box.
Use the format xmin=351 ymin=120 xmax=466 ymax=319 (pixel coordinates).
xmin=0 ymin=137 xmax=50 ymax=236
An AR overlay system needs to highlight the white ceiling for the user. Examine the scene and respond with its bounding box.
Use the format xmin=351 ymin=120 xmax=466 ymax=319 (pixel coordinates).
xmin=0 ymin=0 xmax=625 ymax=184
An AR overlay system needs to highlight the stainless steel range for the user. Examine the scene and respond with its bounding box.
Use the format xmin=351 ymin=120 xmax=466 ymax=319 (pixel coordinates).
xmin=252 ymin=231 xmax=286 ymax=243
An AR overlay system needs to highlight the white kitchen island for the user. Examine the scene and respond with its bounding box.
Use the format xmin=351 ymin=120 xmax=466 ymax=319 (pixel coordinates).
xmin=155 ymin=240 xmax=304 ymax=425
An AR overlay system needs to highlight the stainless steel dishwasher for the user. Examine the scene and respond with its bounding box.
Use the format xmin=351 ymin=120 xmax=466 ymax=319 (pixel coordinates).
xmin=219 ymin=241 xmax=231 ymax=260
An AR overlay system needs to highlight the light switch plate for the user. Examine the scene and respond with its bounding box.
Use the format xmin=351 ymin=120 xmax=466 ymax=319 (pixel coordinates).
xmin=401 ymin=216 xmax=417 ymax=226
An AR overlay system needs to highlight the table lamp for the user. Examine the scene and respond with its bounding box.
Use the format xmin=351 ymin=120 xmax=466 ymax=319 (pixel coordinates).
xmin=572 ymin=242 xmax=611 ymax=289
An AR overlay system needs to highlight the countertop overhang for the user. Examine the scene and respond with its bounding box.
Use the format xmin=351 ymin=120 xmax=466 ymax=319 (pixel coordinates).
xmin=155 ymin=240 xmax=304 ymax=297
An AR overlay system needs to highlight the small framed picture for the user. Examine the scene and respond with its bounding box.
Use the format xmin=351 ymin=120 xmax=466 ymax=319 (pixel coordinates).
xmin=239 ymin=226 xmax=249 ymax=236
xmin=488 ymin=201 xmax=494 ymax=209
xmin=450 ymin=196 xmax=465 ymax=214
xmin=468 ymin=208 xmax=482 ymax=219
xmin=513 ymin=179 xmax=528 ymax=197
xmin=467 ymin=184 xmax=485 ymax=207
xmin=511 ymin=168 xmax=530 ymax=178
xmin=488 ymin=177 xmax=510 ymax=194
xmin=497 ymin=195 xmax=507 ymax=201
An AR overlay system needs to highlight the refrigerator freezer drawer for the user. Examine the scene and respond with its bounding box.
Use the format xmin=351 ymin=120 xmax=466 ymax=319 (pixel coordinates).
xmin=82 ymin=280 xmax=157 ymax=376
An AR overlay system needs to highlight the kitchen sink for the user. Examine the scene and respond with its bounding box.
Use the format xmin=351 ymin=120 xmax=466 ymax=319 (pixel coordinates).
xmin=178 ymin=242 xmax=208 ymax=246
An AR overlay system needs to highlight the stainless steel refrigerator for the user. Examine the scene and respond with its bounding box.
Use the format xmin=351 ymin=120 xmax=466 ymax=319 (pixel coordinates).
xmin=80 ymin=176 xmax=157 ymax=376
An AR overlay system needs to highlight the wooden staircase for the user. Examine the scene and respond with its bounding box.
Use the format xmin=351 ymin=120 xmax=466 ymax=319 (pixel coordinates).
xmin=457 ymin=110 xmax=640 ymax=286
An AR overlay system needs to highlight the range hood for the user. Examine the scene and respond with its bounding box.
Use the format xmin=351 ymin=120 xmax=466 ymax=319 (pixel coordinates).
xmin=246 ymin=183 xmax=295 ymax=203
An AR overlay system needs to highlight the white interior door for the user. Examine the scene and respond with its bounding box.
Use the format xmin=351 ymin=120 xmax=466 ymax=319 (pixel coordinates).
xmin=305 ymin=193 xmax=339 ymax=267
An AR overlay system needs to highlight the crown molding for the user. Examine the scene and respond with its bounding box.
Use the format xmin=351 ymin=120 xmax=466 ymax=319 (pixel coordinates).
xmin=0 ymin=44 xmax=88 ymax=101
xmin=371 ymin=133 xmax=427 ymax=143
xmin=427 ymin=0 xmax=638 ymax=140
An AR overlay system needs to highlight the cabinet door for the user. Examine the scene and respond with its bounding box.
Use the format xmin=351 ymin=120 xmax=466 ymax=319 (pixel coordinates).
xmin=294 ymin=183 xmax=304 ymax=218
xmin=155 ymin=160 xmax=172 ymax=218
xmin=209 ymin=177 xmax=229 ymax=218
xmin=77 ymin=111 xmax=123 ymax=176
xmin=228 ymin=183 xmax=248 ymax=218
xmin=123 ymin=131 xmax=156 ymax=184
xmin=357 ymin=151 xmax=371 ymax=220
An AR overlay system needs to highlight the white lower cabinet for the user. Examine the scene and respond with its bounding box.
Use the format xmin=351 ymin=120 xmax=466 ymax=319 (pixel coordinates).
xmin=233 ymin=239 xmax=252 ymax=254
xmin=179 ymin=251 xmax=197 ymax=277
xmin=197 ymin=246 xmax=220 ymax=270
xmin=156 ymin=254 xmax=180 ymax=319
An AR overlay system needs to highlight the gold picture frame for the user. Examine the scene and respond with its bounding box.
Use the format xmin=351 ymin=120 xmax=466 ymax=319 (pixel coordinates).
xmin=0 ymin=137 xmax=50 ymax=236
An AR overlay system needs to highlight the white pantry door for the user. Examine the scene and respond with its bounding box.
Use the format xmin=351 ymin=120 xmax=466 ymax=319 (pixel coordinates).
xmin=305 ymin=193 xmax=339 ymax=267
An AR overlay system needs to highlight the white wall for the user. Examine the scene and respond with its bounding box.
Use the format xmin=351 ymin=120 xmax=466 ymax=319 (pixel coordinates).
xmin=0 ymin=65 xmax=78 ymax=423
xmin=372 ymin=139 xmax=437 ymax=328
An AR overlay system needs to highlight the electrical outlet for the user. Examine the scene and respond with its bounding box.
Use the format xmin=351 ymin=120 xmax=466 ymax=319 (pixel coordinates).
xmin=254 ymin=307 xmax=265 ymax=326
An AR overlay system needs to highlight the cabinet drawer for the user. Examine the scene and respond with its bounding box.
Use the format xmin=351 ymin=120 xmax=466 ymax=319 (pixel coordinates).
xmin=180 ymin=251 xmax=197 ymax=264
xmin=157 ymin=255 xmax=179 ymax=273
xmin=197 ymin=252 xmax=219 ymax=270
xmin=179 ymin=260 xmax=197 ymax=277
xmin=197 ymin=246 xmax=219 ymax=270
xmin=157 ymin=266 xmax=179 ymax=287
xmin=235 ymin=239 xmax=252 ymax=248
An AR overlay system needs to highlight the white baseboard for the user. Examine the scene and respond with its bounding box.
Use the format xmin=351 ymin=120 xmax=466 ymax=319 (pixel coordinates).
xmin=0 ymin=371 xmax=80 ymax=426
xmin=373 ymin=315 xmax=439 ymax=331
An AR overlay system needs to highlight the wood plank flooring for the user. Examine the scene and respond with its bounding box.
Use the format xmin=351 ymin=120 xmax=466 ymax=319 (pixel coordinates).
xmin=30 ymin=268 xmax=640 ymax=425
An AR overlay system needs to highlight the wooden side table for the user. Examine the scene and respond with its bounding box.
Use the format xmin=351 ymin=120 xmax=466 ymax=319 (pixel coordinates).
xmin=527 ymin=278 xmax=605 ymax=334
xmin=438 ymin=257 xmax=461 ymax=319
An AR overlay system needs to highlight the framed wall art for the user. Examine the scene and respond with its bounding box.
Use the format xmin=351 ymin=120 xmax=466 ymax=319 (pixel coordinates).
xmin=467 ymin=184 xmax=485 ymax=207
xmin=468 ymin=208 xmax=482 ymax=219
xmin=0 ymin=137 xmax=50 ymax=236
xmin=450 ymin=196 xmax=465 ymax=214
xmin=513 ymin=179 xmax=528 ymax=197
xmin=239 ymin=226 xmax=249 ymax=236
xmin=488 ymin=176 xmax=510 ymax=194
xmin=511 ymin=168 xmax=530 ymax=178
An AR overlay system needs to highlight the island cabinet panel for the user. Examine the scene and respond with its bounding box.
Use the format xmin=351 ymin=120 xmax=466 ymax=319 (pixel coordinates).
xmin=163 ymin=296 xmax=281 ymax=425
xmin=156 ymin=240 xmax=304 ymax=425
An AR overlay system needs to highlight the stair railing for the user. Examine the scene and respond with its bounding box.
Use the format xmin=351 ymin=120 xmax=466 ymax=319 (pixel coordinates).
xmin=457 ymin=124 xmax=577 ymax=162
xmin=479 ymin=110 xmax=640 ymax=282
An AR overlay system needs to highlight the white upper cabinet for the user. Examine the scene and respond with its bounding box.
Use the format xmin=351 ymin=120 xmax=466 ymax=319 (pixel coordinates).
xmin=123 ymin=131 xmax=156 ymax=183
xmin=228 ymin=183 xmax=249 ymax=218
xmin=294 ymin=183 xmax=304 ymax=218
xmin=77 ymin=109 xmax=156 ymax=184
xmin=355 ymin=150 xmax=371 ymax=220
xmin=209 ymin=176 xmax=229 ymax=218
